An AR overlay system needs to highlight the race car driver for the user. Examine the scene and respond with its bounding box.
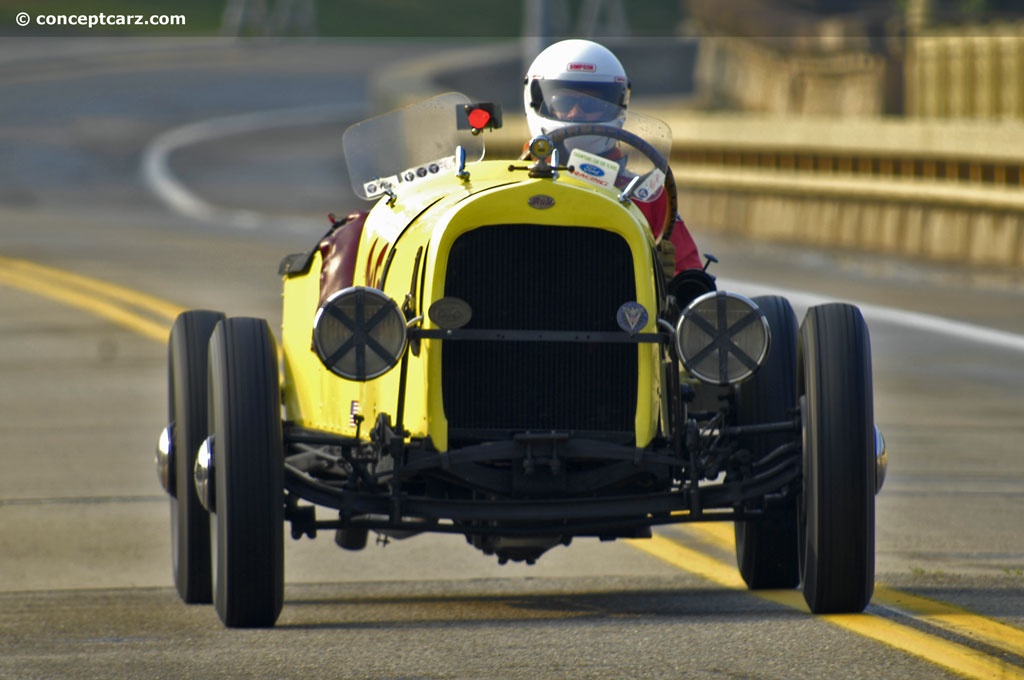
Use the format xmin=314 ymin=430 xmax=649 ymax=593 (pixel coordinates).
xmin=523 ymin=38 xmax=704 ymax=280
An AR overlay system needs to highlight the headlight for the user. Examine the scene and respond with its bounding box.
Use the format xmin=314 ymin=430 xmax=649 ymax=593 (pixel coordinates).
xmin=674 ymin=291 xmax=770 ymax=386
xmin=313 ymin=286 xmax=408 ymax=381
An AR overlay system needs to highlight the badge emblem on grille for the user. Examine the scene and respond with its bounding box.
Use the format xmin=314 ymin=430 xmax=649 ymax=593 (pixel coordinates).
xmin=616 ymin=302 xmax=648 ymax=335
xmin=429 ymin=297 xmax=473 ymax=329
xmin=528 ymin=194 xmax=555 ymax=209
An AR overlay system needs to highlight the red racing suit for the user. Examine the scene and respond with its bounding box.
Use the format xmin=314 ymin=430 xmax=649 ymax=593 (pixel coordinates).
xmin=599 ymin=146 xmax=701 ymax=274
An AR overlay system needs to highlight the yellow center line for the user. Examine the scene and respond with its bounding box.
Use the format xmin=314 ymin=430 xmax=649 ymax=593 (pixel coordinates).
xmin=685 ymin=522 xmax=1024 ymax=660
xmin=0 ymin=255 xmax=184 ymax=321
xmin=0 ymin=256 xmax=183 ymax=342
xmin=873 ymin=586 xmax=1024 ymax=660
xmin=629 ymin=527 xmax=1024 ymax=679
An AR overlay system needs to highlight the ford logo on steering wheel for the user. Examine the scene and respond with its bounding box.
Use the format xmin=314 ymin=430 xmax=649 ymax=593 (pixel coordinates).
xmin=578 ymin=163 xmax=605 ymax=178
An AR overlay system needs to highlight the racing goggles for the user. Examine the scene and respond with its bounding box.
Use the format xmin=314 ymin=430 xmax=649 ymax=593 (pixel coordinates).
xmin=530 ymin=79 xmax=628 ymax=123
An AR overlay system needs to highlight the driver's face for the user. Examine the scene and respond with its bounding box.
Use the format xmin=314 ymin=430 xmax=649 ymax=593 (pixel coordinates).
xmin=547 ymin=89 xmax=618 ymax=122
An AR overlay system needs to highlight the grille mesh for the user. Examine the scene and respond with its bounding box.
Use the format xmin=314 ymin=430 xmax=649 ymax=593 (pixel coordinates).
xmin=441 ymin=224 xmax=638 ymax=438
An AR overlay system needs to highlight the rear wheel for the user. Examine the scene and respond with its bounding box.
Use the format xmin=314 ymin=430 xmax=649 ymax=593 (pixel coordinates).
xmin=798 ymin=303 xmax=875 ymax=614
xmin=208 ymin=317 xmax=284 ymax=628
xmin=168 ymin=310 xmax=224 ymax=604
xmin=733 ymin=296 xmax=800 ymax=589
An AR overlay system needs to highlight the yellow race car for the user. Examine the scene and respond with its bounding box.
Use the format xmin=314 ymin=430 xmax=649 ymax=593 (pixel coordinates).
xmin=156 ymin=92 xmax=886 ymax=627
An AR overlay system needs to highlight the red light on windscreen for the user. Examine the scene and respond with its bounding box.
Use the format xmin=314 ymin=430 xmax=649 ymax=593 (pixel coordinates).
xmin=467 ymin=108 xmax=491 ymax=130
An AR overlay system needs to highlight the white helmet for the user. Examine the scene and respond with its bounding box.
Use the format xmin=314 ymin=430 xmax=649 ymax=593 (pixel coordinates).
xmin=523 ymin=39 xmax=630 ymax=155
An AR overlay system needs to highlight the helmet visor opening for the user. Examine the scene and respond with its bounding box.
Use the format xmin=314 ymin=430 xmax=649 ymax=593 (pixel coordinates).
xmin=530 ymin=80 xmax=627 ymax=123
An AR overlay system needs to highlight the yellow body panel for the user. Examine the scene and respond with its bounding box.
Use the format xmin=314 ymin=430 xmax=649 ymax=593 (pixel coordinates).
xmin=280 ymin=160 xmax=664 ymax=450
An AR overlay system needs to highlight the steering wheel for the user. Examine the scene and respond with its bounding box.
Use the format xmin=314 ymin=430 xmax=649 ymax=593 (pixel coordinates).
xmin=543 ymin=124 xmax=679 ymax=242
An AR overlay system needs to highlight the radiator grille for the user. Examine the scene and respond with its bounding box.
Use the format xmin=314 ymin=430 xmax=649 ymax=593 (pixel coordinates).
xmin=442 ymin=224 xmax=637 ymax=439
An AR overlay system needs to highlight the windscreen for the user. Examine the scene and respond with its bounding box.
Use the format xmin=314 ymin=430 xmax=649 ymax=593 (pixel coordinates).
xmin=622 ymin=108 xmax=672 ymax=175
xmin=342 ymin=92 xmax=485 ymax=201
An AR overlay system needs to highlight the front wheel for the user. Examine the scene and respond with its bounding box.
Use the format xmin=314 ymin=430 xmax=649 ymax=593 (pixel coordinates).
xmin=208 ymin=317 xmax=284 ymax=628
xmin=798 ymin=303 xmax=875 ymax=614
xmin=168 ymin=310 xmax=224 ymax=604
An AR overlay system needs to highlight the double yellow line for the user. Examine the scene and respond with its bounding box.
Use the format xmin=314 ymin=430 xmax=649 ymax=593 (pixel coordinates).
xmin=3 ymin=253 xmax=1022 ymax=678
xmin=630 ymin=524 xmax=1024 ymax=679
xmin=0 ymin=255 xmax=184 ymax=342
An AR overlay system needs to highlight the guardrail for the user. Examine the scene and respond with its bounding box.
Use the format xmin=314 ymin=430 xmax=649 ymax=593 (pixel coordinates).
xmin=659 ymin=111 xmax=1024 ymax=269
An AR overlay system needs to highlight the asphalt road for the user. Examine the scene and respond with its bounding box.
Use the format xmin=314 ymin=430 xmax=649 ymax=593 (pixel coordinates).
xmin=1 ymin=39 xmax=1023 ymax=679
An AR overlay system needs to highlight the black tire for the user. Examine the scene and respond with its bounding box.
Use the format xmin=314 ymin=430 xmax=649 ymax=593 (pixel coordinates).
xmin=733 ymin=296 xmax=800 ymax=589
xmin=208 ymin=317 xmax=284 ymax=628
xmin=797 ymin=303 xmax=875 ymax=614
xmin=168 ymin=310 xmax=224 ymax=604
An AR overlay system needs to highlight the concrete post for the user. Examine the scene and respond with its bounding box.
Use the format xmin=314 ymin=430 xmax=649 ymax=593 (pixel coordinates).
xmin=996 ymin=30 xmax=1022 ymax=120
xmin=972 ymin=34 xmax=995 ymax=119
xmin=947 ymin=33 xmax=971 ymax=118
